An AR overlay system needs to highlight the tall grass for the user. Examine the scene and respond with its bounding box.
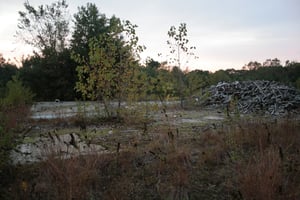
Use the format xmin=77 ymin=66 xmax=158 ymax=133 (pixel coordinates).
xmin=231 ymin=119 xmax=300 ymax=200
xmin=237 ymin=147 xmax=282 ymax=200
xmin=2 ymin=100 xmax=299 ymax=199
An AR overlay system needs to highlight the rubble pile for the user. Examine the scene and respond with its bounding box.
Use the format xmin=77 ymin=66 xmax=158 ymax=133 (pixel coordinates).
xmin=201 ymin=80 xmax=300 ymax=115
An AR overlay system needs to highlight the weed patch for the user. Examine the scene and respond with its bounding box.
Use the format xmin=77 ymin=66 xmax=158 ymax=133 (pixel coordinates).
xmin=2 ymin=105 xmax=300 ymax=199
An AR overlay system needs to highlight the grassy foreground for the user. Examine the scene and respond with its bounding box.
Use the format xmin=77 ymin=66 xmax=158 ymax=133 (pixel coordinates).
xmin=1 ymin=104 xmax=299 ymax=200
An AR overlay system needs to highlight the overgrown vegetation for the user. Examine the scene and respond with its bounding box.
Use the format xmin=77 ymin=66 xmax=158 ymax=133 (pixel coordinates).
xmin=0 ymin=76 xmax=33 ymax=199
xmin=1 ymin=104 xmax=299 ymax=199
xmin=0 ymin=0 xmax=299 ymax=199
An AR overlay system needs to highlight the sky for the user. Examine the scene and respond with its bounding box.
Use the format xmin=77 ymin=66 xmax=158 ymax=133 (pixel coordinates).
xmin=0 ymin=0 xmax=299 ymax=71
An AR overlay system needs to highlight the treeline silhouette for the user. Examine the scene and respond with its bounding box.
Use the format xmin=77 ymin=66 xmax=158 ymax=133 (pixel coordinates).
xmin=1 ymin=53 xmax=299 ymax=101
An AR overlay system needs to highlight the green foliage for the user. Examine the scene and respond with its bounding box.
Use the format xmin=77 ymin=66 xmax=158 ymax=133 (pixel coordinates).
xmin=144 ymin=58 xmax=160 ymax=78
xmin=296 ymin=77 xmax=300 ymax=89
xmin=210 ymin=70 xmax=232 ymax=85
xmin=74 ymin=34 xmax=121 ymax=101
xmin=126 ymin=66 xmax=149 ymax=101
xmin=154 ymin=69 xmax=175 ymax=101
xmin=224 ymin=61 xmax=300 ymax=88
xmin=16 ymin=0 xmax=77 ymax=101
xmin=171 ymin=67 xmax=187 ymax=97
xmin=0 ymin=55 xmax=18 ymax=98
xmin=0 ymin=77 xmax=33 ymax=198
xmin=73 ymin=6 xmax=144 ymax=115
xmin=71 ymin=3 xmax=109 ymax=61
xmin=19 ymin=49 xmax=77 ymax=101
xmin=186 ymin=69 xmax=210 ymax=96
xmin=0 ymin=76 xmax=34 ymax=107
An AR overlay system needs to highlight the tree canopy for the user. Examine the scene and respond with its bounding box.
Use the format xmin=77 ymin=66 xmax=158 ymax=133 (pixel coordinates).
xmin=71 ymin=3 xmax=109 ymax=61
xmin=72 ymin=4 xmax=145 ymax=115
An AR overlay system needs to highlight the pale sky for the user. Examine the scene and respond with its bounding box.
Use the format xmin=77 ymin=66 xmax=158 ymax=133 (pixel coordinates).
xmin=0 ymin=0 xmax=299 ymax=71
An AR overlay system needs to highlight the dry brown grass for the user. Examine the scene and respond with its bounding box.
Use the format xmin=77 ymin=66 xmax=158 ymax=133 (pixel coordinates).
xmin=237 ymin=147 xmax=283 ymax=200
xmin=34 ymin=154 xmax=100 ymax=199
xmin=3 ymin=105 xmax=300 ymax=199
xmin=231 ymin=118 xmax=300 ymax=200
xmin=1 ymin=104 xmax=31 ymax=130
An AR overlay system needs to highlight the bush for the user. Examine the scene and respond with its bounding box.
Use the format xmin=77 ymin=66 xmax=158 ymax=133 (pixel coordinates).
xmin=0 ymin=76 xmax=34 ymax=199
xmin=0 ymin=75 xmax=34 ymax=108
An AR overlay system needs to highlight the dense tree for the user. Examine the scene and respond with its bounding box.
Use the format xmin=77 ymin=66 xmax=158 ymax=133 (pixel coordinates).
xmin=20 ymin=49 xmax=77 ymax=100
xmin=0 ymin=55 xmax=18 ymax=98
xmin=286 ymin=62 xmax=300 ymax=88
xmin=154 ymin=69 xmax=175 ymax=101
xmin=210 ymin=70 xmax=231 ymax=85
xmin=0 ymin=55 xmax=18 ymax=87
xmin=296 ymin=77 xmax=300 ymax=89
xmin=0 ymin=75 xmax=34 ymax=107
xmin=171 ymin=66 xmax=187 ymax=106
xmin=186 ymin=69 xmax=210 ymax=95
xmin=126 ymin=66 xmax=149 ymax=101
xmin=71 ymin=3 xmax=109 ymax=61
xmin=73 ymin=8 xmax=144 ymax=116
xmin=17 ymin=1 xmax=77 ymax=101
xmin=139 ymin=58 xmax=161 ymax=100
xmin=144 ymin=58 xmax=160 ymax=78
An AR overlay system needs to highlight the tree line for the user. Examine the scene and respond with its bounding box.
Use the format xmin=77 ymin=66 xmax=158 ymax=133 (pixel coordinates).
xmin=0 ymin=0 xmax=299 ymax=102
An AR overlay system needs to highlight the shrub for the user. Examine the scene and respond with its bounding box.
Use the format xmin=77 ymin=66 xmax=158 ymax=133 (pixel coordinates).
xmin=0 ymin=76 xmax=34 ymax=199
xmin=0 ymin=75 xmax=34 ymax=108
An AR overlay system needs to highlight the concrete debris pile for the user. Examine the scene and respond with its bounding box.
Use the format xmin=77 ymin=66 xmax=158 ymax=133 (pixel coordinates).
xmin=201 ymin=80 xmax=300 ymax=115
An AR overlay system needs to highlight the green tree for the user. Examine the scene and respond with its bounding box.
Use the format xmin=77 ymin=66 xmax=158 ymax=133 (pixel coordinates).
xmin=20 ymin=49 xmax=77 ymax=100
xmin=126 ymin=66 xmax=149 ymax=101
xmin=141 ymin=58 xmax=163 ymax=100
xmin=144 ymin=58 xmax=160 ymax=78
xmin=210 ymin=70 xmax=231 ymax=85
xmin=287 ymin=62 xmax=300 ymax=87
xmin=153 ymin=69 xmax=175 ymax=101
xmin=171 ymin=66 xmax=187 ymax=104
xmin=0 ymin=55 xmax=18 ymax=98
xmin=17 ymin=1 xmax=78 ymax=101
xmin=186 ymin=69 xmax=210 ymax=96
xmin=17 ymin=0 xmax=70 ymax=55
xmin=73 ymin=13 xmax=144 ymax=116
xmin=296 ymin=77 xmax=300 ymax=89
xmin=71 ymin=3 xmax=109 ymax=61
xmin=0 ymin=76 xmax=34 ymax=198
xmin=1 ymin=75 xmax=34 ymax=107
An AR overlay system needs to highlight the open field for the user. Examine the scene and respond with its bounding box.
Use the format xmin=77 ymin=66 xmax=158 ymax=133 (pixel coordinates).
xmin=2 ymin=101 xmax=300 ymax=199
